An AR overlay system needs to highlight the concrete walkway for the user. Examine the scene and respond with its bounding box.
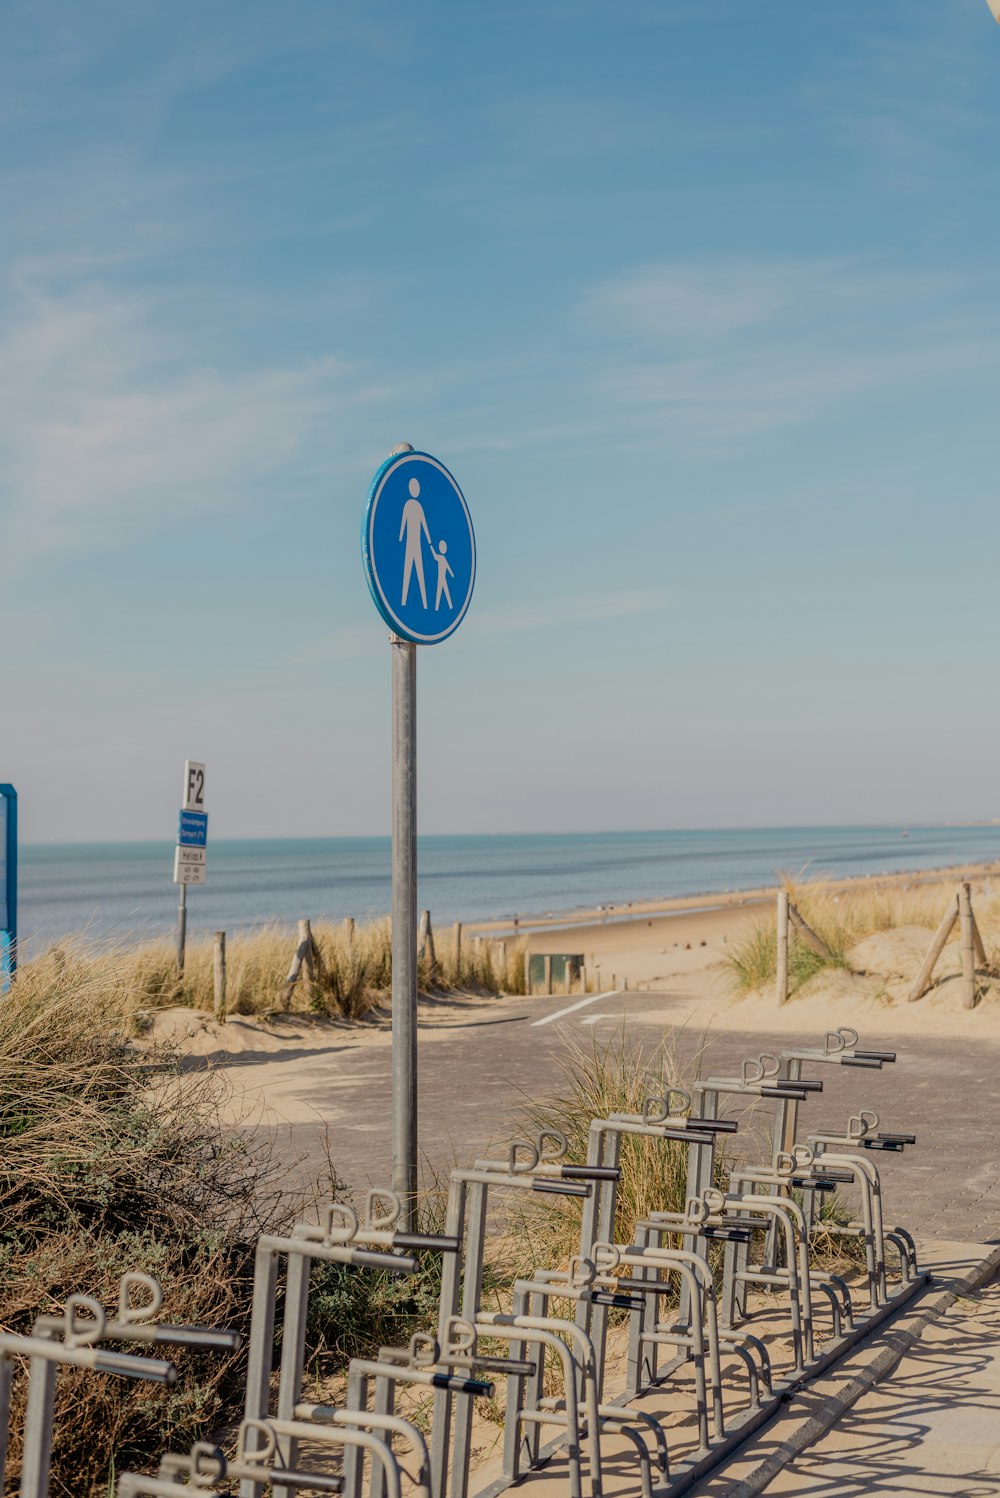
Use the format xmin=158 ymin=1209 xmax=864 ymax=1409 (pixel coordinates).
xmin=757 ymin=1278 xmax=1000 ymax=1495
xmin=698 ymin=1246 xmax=1000 ymax=1497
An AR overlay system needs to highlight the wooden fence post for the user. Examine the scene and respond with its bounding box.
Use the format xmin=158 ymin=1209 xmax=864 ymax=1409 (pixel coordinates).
xmin=908 ymin=895 xmax=959 ymax=1002
xmin=454 ymin=921 xmax=463 ymax=972
xmin=971 ymin=899 xmax=989 ymax=967
xmin=213 ymin=932 xmax=226 ymax=1019
xmin=496 ymin=940 xmax=507 ymax=986
xmin=787 ymin=901 xmax=833 ymax=958
xmin=524 ymin=950 xmax=532 ymax=995
xmin=284 ymin=919 xmax=316 ymax=1010
xmin=776 ymin=891 xmax=789 ymax=1007
xmin=543 ymin=955 xmax=553 ymax=996
xmin=419 ymin=910 xmax=438 ymax=981
xmin=960 ymin=883 xmax=977 ymax=1010
xmin=344 ymin=916 xmax=355 ymax=946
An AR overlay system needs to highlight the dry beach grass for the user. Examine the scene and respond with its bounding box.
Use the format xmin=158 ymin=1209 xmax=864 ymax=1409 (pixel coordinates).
xmin=29 ymin=916 xmax=528 ymax=1026
xmin=725 ymin=874 xmax=1000 ymax=999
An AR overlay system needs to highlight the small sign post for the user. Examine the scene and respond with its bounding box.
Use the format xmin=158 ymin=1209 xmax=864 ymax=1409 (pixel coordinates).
xmin=174 ymin=761 xmax=207 ymax=975
xmin=362 ymin=445 xmax=476 ymax=1228
xmin=0 ymin=785 xmax=17 ymax=994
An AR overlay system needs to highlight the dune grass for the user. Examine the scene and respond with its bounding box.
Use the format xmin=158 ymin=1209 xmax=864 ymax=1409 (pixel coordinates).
xmin=725 ymin=871 xmax=1000 ymax=996
xmin=0 ymin=944 xmax=318 ymax=1496
xmin=28 ymin=917 xmax=528 ymax=1025
xmin=0 ymin=938 xmax=495 ymax=1495
xmin=486 ymin=1025 xmax=730 ymax=1286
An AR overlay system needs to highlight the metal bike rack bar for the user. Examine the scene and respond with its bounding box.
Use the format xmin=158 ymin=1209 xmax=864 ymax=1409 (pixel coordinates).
xmin=9 ymin=1291 xmax=177 ymax=1498
xmin=239 ymin=1222 xmax=418 ymax=1498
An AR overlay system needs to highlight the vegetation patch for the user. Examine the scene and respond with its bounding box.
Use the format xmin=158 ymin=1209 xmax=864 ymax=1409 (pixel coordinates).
xmin=27 ymin=918 xmax=527 ymax=1024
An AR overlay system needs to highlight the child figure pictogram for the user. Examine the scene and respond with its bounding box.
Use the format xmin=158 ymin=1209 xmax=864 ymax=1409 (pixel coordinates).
xmin=430 ymin=539 xmax=454 ymax=610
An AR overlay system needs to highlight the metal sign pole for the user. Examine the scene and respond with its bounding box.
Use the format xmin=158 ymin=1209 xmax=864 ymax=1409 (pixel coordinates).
xmin=176 ymin=884 xmax=188 ymax=976
xmin=362 ymin=441 xmax=476 ymax=1239
xmin=173 ymin=760 xmax=207 ymax=978
xmin=392 ymin=634 xmax=418 ymax=1229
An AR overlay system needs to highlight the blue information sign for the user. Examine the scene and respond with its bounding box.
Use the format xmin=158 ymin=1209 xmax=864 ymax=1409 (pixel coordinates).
xmin=178 ymin=809 xmax=208 ymax=847
xmin=362 ymin=450 xmax=475 ymax=644
xmin=0 ymin=785 xmax=17 ymax=994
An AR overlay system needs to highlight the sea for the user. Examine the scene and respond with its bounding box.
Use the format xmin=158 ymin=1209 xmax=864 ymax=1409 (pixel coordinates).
xmin=14 ymin=825 xmax=1000 ymax=955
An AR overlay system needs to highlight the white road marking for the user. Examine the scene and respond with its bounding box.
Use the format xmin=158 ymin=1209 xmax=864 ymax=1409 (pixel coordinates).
xmin=532 ymin=990 xmax=620 ymax=1027
xmin=581 ymin=1013 xmax=614 ymax=1026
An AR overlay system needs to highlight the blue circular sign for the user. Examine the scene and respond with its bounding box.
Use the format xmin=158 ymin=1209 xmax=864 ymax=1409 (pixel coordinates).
xmin=362 ymin=450 xmax=476 ymax=644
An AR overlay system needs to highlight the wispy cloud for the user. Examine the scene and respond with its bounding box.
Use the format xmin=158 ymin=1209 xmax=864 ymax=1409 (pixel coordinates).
xmin=0 ymin=277 xmax=386 ymax=570
xmin=800 ymin=9 xmax=997 ymax=192
xmin=580 ymin=256 xmax=1000 ymax=449
xmin=300 ymin=588 xmax=674 ymax=663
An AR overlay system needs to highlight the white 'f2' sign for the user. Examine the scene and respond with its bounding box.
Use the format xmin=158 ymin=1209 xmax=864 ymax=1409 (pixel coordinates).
xmin=183 ymin=760 xmax=206 ymax=813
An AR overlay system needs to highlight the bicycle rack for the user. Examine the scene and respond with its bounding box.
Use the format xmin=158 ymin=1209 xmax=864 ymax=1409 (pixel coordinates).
xmin=239 ymin=1202 xmax=422 ymax=1498
xmin=432 ymin=1135 xmax=617 ymax=1498
xmin=5 ymin=1032 xmax=932 ymax=1498
xmin=1 ymin=1307 xmax=177 ymax=1498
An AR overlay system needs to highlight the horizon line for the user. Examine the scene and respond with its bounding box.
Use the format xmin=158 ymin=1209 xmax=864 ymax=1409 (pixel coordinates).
xmin=19 ymin=820 xmax=1000 ymax=850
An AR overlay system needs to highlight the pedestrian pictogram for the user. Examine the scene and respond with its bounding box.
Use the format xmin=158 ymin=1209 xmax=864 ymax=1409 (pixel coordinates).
xmin=362 ymin=450 xmax=475 ymax=644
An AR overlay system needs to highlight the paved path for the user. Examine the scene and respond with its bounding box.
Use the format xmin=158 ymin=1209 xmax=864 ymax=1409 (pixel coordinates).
xmin=248 ymin=985 xmax=1000 ymax=1243
xmin=759 ymin=1271 xmax=1000 ymax=1494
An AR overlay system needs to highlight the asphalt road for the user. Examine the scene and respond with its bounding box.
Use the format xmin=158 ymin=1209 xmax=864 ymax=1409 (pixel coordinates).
xmin=253 ymin=985 xmax=1000 ymax=1244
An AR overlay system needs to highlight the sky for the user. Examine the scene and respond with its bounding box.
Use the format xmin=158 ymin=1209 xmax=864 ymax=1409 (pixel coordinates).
xmin=2 ymin=0 xmax=999 ymax=842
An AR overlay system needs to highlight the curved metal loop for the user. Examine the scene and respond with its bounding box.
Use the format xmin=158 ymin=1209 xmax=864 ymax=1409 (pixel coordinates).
xmin=742 ymin=1057 xmax=765 ymax=1084
xmin=824 ymin=1030 xmax=847 ymax=1054
xmin=685 ymin=1195 xmax=710 ymax=1224
xmin=846 ymin=1109 xmax=878 ymax=1139
xmin=793 ymin=1143 xmax=815 ymax=1167
xmin=537 ymin=1130 xmax=568 ymax=1162
xmin=118 ymin=1271 xmax=163 ymax=1326
xmin=838 ymin=1026 xmax=860 ymax=1048
xmin=642 ymin=1085 xmax=691 ymax=1123
xmin=703 ymin=1186 xmax=727 ymax=1214
xmin=189 ymin=1442 xmax=227 ymax=1485
xmin=592 ymin=1241 xmax=621 ymax=1272
xmin=238 ymin=1419 xmax=276 ymax=1465
xmin=323 ymin=1202 xmax=360 ymax=1244
xmin=775 ymin=1152 xmax=796 ymax=1177
xmin=64 ymin=1294 xmax=106 ymax=1349
xmin=757 ymin=1052 xmax=780 ymax=1078
xmin=409 ymin=1332 xmax=439 ymax=1367
xmin=567 ymin=1255 xmax=597 ymax=1288
xmin=364 ymin=1188 xmax=401 ymax=1231
xmin=508 ymin=1139 xmax=539 ymax=1174
xmin=443 ymin=1316 xmax=477 ymax=1357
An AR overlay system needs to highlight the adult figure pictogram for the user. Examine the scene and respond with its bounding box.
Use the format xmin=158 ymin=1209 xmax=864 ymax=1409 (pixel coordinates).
xmin=399 ymin=477 xmax=431 ymax=607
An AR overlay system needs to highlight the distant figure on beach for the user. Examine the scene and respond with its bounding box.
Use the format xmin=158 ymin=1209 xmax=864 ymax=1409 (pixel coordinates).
xmin=431 ymin=539 xmax=454 ymax=610
xmin=400 ymin=478 xmax=431 ymax=607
